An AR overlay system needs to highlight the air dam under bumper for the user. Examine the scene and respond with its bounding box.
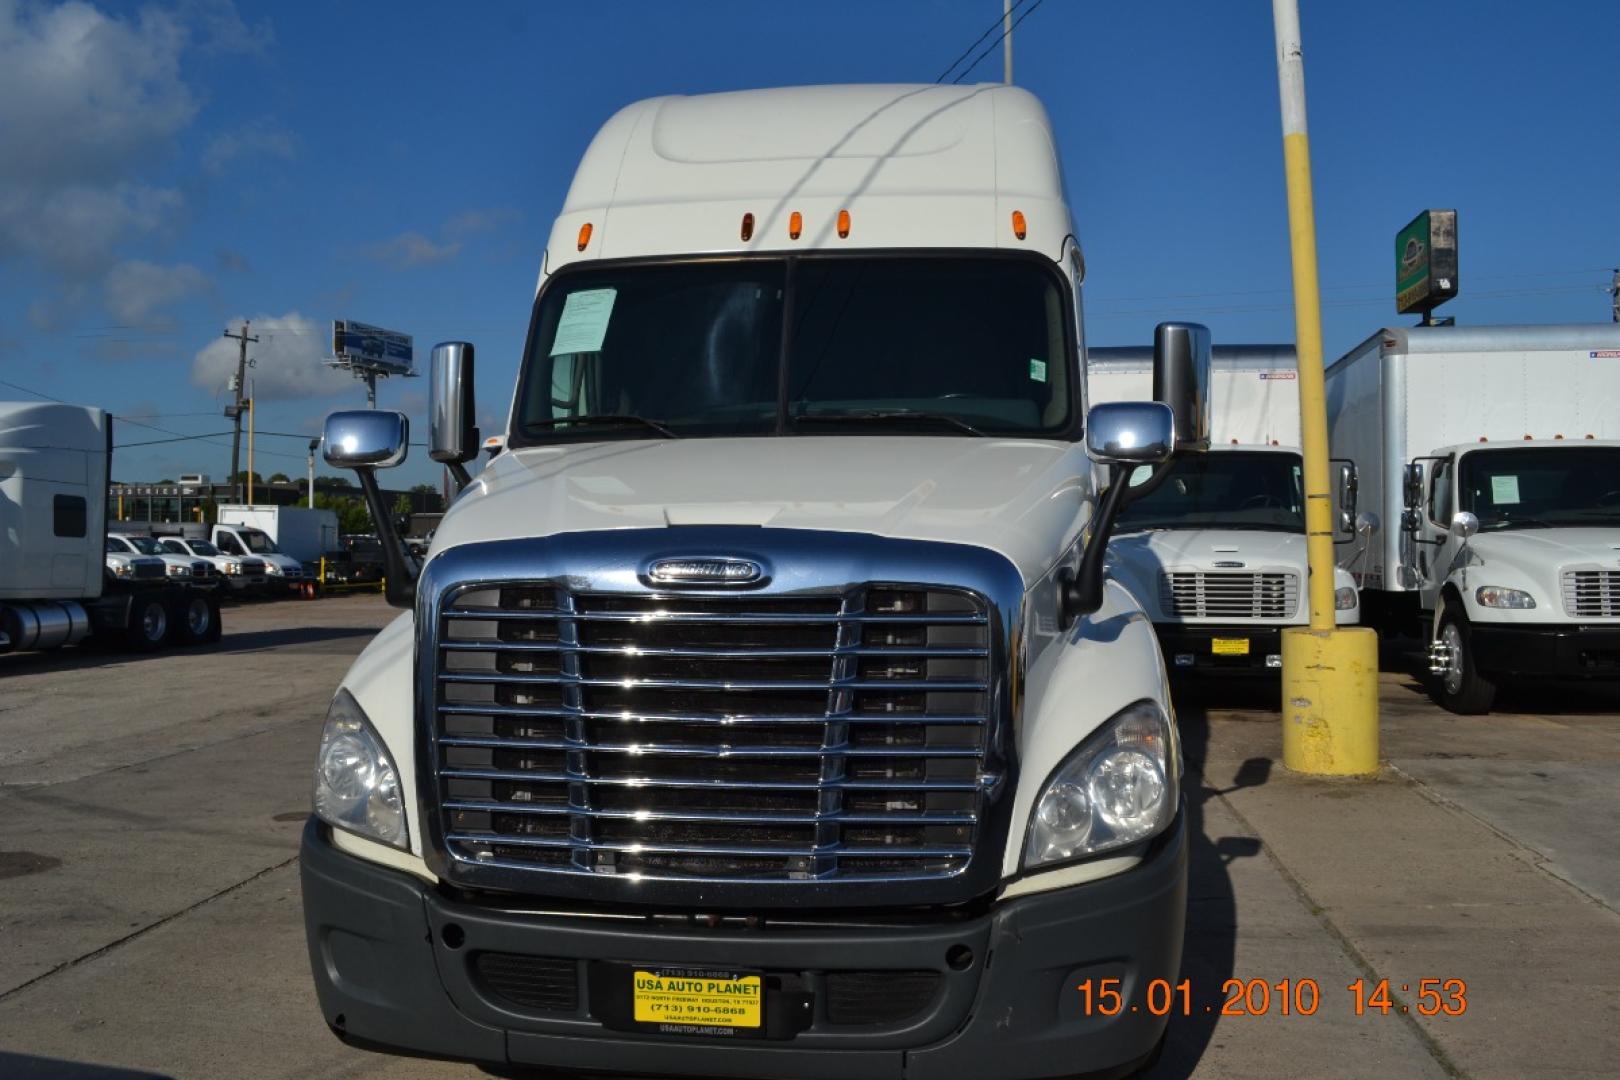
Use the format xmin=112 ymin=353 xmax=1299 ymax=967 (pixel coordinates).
xmin=1153 ymin=624 xmax=1283 ymax=674
xmin=1468 ymin=623 xmax=1620 ymax=678
xmin=300 ymin=815 xmax=1187 ymax=1080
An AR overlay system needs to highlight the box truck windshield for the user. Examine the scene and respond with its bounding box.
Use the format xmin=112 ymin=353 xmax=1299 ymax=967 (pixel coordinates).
xmin=237 ymin=529 xmax=282 ymax=554
xmin=1115 ymin=451 xmax=1305 ymax=532
xmin=1455 ymin=447 xmax=1620 ymax=530
xmin=512 ymin=255 xmax=1073 ymax=444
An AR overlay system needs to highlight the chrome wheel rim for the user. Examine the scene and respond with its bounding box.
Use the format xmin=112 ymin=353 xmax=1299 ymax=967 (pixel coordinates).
xmin=1440 ymin=622 xmax=1464 ymax=696
xmin=186 ymin=598 xmax=210 ymax=636
xmin=142 ymin=603 xmax=167 ymax=642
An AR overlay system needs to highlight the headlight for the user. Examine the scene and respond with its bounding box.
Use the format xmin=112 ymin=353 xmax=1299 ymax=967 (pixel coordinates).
xmin=1024 ymin=700 xmax=1179 ymax=870
xmin=1335 ymin=585 xmax=1357 ymax=610
xmin=1476 ymin=585 xmax=1535 ymax=609
xmin=167 ymin=564 xmax=192 ymax=578
xmin=223 ymin=561 xmax=241 ymax=574
xmin=111 ymin=563 xmax=132 ymax=577
xmin=265 ymin=563 xmax=283 ymax=575
xmin=314 ymin=689 xmax=408 ymax=849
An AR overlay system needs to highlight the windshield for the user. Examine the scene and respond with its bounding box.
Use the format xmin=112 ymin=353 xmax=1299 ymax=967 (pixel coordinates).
xmin=1460 ymin=448 xmax=1620 ymax=529
xmin=118 ymin=535 xmax=162 ymax=555
xmin=188 ymin=540 xmax=219 ymax=556
xmin=511 ymin=255 xmax=1074 ymax=443
xmin=1114 ymin=452 xmax=1306 ymax=532
xmin=241 ymin=530 xmax=279 ymax=553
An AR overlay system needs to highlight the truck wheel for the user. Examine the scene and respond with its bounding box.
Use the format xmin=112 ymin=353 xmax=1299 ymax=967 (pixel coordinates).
xmin=1429 ymin=602 xmax=1496 ymax=714
xmin=176 ymin=593 xmax=221 ymax=645
xmin=125 ymin=596 xmax=170 ymax=651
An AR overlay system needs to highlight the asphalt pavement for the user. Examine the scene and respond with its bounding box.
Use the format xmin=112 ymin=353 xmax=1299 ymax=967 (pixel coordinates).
xmin=1 ymin=596 xmax=1616 ymax=1079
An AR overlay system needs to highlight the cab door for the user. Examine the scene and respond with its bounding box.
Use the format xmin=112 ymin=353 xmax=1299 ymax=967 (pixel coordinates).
xmin=1415 ymin=454 xmax=1457 ymax=614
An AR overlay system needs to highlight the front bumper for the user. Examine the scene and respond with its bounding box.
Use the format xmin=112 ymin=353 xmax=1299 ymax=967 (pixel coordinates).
xmin=300 ymin=813 xmax=1187 ymax=1079
xmin=1469 ymin=623 xmax=1620 ymax=678
xmin=1153 ymin=624 xmax=1283 ymax=675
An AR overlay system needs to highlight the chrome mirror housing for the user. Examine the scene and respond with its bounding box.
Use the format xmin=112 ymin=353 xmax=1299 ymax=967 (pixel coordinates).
xmin=429 ymin=342 xmax=478 ymax=467
xmin=1152 ymin=322 xmax=1211 ymax=453
xmin=1085 ymin=402 xmax=1176 ymax=466
xmin=1450 ymin=510 xmax=1479 ymax=539
xmin=323 ymin=410 xmax=408 ymax=469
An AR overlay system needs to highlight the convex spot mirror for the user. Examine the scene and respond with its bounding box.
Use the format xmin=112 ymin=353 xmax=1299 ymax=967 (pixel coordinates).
xmin=323 ymin=410 xmax=408 ymax=469
xmin=1086 ymin=401 xmax=1175 ymax=466
xmin=1152 ymin=321 xmax=1211 ymax=453
xmin=429 ymin=341 xmax=478 ymax=466
xmin=1355 ymin=511 xmax=1381 ymax=537
xmin=1450 ymin=511 xmax=1479 ymax=539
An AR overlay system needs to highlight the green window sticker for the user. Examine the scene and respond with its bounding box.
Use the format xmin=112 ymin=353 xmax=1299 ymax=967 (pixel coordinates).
xmin=1490 ymin=475 xmax=1521 ymax=505
xmin=1029 ymin=358 xmax=1048 ymax=383
xmin=550 ymin=288 xmax=617 ymax=356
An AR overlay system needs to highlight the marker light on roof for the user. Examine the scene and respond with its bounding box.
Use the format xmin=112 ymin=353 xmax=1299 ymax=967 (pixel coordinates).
xmin=740 ymin=213 xmax=755 ymax=242
xmin=837 ymin=209 xmax=851 ymax=238
xmin=576 ymin=223 xmax=593 ymax=252
xmin=789 ymin=211 xmax=802 ymax=240
xmin=1011 ymin=210 xmax=1027 ymax=240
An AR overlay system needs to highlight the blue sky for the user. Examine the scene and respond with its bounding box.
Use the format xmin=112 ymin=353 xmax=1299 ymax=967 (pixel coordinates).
xmin=2 ymin=0 xmax=1616 ymax=486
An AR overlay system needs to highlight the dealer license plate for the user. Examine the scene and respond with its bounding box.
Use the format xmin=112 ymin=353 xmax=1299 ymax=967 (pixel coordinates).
xmin=1211 ymin=637 xmax=1250 ymax=656
xmin=632 ymin=968 xmax=762 ymax=1030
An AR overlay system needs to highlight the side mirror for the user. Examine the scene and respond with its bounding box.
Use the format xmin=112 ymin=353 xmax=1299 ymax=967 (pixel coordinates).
xmin=323 ymin=410 xmax=408 ymax=469
xmin=1403 ymin=462 xmax=1425 ymax=511
xmin=1152 ymin=322 xmax=1211 ymax=453
xmin=1336 ymin=462 xmax=1358 ymax=533
xmin=430 ymin=342 xmax=478 ymax=465
xmin=1450 ymin=511 xmax=1479 ymax=539
xmin=1085 ymin=402 xmax=1175 ymax=466
xmin=1355 ymin=511 xmax=1381 ymax=537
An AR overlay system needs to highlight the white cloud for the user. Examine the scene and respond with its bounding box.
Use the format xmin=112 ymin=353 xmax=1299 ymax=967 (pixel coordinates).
xmin=104 ymin=259 xmax=210 ymax=325
xmin=202 ymin=121 xmax=298 ymax=174
xmin=366 ymin=231 xmax=461 ymax=268
xmin=191 ymin=312 xmax=355 ymax=400
xmin=443 ymin=207 xmax=522 ymax=240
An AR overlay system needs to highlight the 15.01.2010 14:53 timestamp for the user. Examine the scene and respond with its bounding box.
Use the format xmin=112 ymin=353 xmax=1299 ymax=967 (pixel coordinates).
xmin=1076 ymin=977 xmax=1468 ymax=1017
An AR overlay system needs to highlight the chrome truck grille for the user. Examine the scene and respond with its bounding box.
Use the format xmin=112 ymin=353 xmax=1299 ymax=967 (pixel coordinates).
xmin=1563 ymin=571 xmax=1620 ymax=617
xmin=416 ymin=533 xmax=1018 ymax=906
xmin=1158 ymin=571 xmax=1298 ymax=619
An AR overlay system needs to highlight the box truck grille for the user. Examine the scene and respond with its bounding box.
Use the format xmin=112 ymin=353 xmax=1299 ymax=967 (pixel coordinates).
xmin=431 ymin=583 xmax=994 ymax=883
xmin=1563 ymin=571 xmax=1620 ymax=617
xmin=1159 ymin=571 xmax=1298 ymax=619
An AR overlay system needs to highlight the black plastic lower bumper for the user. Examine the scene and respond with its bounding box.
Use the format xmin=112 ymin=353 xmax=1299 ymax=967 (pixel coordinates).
xmin=1153 ymin=624 xmax=1284 ymax=675
xmin=1469 ymin=623 xmax=1620 ymax=678
xmin=300 ymin=813 xmax=1187 ymax=1079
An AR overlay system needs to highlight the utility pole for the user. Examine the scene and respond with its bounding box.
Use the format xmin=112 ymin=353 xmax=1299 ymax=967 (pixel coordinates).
xmin=1002 ymin=0 xmax=1013 ymax=84
xmin=222 ymin=321 xmax=258 ymax=503
xmin=307 ymin=439 xmax=319 ymax=509
xmin=1271 ymin=0 xmax=1378 ymax=776
xmin=1611 ymin=268 xmax=1618 ymax=323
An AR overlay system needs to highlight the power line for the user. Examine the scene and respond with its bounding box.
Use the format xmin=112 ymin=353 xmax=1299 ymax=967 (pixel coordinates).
xmin=951 ymin=0 xmax=1043 ymax=85
xmin=936 ymin=0 xmax=1030 ymax=83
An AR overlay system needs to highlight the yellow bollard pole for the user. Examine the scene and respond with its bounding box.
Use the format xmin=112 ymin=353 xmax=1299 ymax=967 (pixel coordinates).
xmin=1272 ymin=0 xmax=1379 ymax=775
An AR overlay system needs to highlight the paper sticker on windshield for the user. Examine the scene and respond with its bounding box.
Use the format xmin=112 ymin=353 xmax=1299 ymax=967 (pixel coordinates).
xmin=1490 ymin=475 xmax=1521 ymax=505
xmin=1029 ymin=358 xmax=1048 ymax=383
xmin=550 ymin=289 xmax=616 ymax=356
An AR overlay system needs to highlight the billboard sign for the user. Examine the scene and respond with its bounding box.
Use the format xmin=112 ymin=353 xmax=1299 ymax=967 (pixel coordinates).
xmin=1395 ymin=210 xmax=1459 ymax=316
xmin=333 ymin=320 xmax=414 ymax=376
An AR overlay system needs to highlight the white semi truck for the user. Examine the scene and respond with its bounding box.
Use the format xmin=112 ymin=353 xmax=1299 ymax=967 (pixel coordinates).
xmin=1 ymin=402 xmax=223 ymax=654
xmin=300 ymin=84 xmax=1212 ymax=1078
xmin=1326 ymin=323 xmax=1620 ymax=713
xmin=1088 ymin=346 xmax=1359 ymax=674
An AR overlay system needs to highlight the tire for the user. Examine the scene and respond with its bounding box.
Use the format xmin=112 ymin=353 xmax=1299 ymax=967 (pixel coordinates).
xmin=1429 ymin=600 xmax=1496 ymax=714
xmin=175 ymin=593 xmax=221 ymax=645
xmin=124 ymin=595 xmax=170 ymax=651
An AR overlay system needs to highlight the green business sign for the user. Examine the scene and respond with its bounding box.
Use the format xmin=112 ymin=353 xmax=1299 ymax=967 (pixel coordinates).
xmin=1395 ymin=209 xmax=1459 ymax=315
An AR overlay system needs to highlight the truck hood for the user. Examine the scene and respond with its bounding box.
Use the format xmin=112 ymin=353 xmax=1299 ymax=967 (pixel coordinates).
xmin=430 ymin=436 xmax=1092 ymax=585
xmin=1467 ymin=527 xmax=1620 ymax=567
xmin=1105 ymin=527 xmax=1356 ymax=622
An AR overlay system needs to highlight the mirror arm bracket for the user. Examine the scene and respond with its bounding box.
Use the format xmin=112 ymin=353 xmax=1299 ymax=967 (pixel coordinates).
xmin=1061 ymin=463 xmax=1131 ymax=626
xmin=355 ymin=466 xmax=419 ymax=609
xmin=446 ymin=461 xmax=473 ymax=491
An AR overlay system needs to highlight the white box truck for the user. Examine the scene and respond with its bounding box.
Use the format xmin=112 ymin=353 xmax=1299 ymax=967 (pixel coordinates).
xmin=1 ymin=402 xmax=222 ymax=653
xmin=297 ymin=84 xmax=1214 ymax=1077
xmin=1325 ymin=323 xmax=1620 ymax=713
xmin=1089 ymin=346 xmax=1359 ymax=674
xmin=214 ymin=504 xmax=339 ymax=589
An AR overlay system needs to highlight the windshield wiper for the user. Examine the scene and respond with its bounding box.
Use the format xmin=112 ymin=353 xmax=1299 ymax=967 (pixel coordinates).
xmin=792 ymin=410 xmax=985 ymax=436
xmin=1480 ymin=517 xmax=1555 ymax=530
xmin=526 ymin=414 xmax=678 ymax=438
